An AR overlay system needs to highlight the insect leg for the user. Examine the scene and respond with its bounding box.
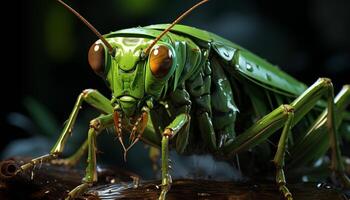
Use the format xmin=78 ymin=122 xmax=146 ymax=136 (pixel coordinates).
xmin=51 ymin=138 xmax=88 ymax=167
xmin=168 ymin=88 xmax=192 ymax=154
xmin=19 ymin=89 xmax=113 ymax=172
xmin=222 ymin=103 xmax=292 ymax=155
xmin=223 ymin=78 xmax=349 ymax=198
xmin=273 ymin=105 xmax=294 ymax=200
xmin=51 ymin=89 xmax=113 ymax=154
xmin=66 ymin=114 xmax=114 ymax=200
xmin=223 ymin=78 xmax=344 ymax=154
xmin=290 ymin=85 xmax=350 ymax=166
xmin=222 ymin=102 xmax=295 ymax=199
xmin=289 ymin=85 xmax=350 ymax=187
xmin=289 ymin=79 xmax=349 ymax=188
xmin=159 ymin=113 xmax=190 ymax=200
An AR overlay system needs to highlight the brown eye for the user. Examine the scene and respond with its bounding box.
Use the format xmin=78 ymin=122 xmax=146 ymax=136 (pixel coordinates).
xmin=88 ymin=43 xmax=105 ymax=76
xmin=150 ymin=45 xmax=173 ymax=78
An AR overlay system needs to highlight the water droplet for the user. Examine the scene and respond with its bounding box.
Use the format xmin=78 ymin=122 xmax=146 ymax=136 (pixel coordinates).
xmin=246 ymin=63 xmax=253 ymax=71
xmin=266 ymin=73 xmax=272 ymax=81
xmin=235 ymin=64 xmax=240 ymax=69
xmin=223 ymin=51 xmax=229 ymax=57
xmin=31 ymin=170 xmax=34 ymax=180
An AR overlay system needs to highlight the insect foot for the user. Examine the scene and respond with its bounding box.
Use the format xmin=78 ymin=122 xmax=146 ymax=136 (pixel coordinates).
xmin=65 ymin=182 xmax=92 ymax=200
xmin=159 ymin=174 xmax=172 ymax=200
xmin=278 ymin=184 xmax=293 ymax=200
xmin=16 ymin=153 xmax=59 ymax=174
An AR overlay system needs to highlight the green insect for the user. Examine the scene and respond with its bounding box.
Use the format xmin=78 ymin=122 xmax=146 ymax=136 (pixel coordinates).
xmin=17 ymin=0 xmax=350 ymax=199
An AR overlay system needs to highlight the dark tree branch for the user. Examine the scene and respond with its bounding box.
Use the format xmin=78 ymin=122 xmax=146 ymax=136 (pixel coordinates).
xmin=0 ymin=158 xmax=347 ymax=200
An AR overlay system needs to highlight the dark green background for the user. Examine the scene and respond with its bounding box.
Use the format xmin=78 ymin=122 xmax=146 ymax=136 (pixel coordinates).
xmin=1 ymin=0 xmax=349 ymax=179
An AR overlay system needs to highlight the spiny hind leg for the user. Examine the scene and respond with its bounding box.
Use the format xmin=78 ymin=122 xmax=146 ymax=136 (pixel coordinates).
xmin=17 ymin=89 xmax=113 ymax=172
xmin=320 ymin=82 xmax=349 ymax=188
xmin=290 ymin=84 xmax=350 ymax=188
xmin=329 ymin=85 xmax=350 ymax=187
xmin=273 ymin=105 xmax=294 ymax=200
xmin=270 ymin=79 xmax=350 ymax=196
xmin=223 ymin=78 xmax=347 ymax=199
xmin=66 ymin=114 xmax=113 ymax=200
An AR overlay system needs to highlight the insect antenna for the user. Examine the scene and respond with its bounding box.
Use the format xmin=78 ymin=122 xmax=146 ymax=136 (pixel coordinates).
xmin=56 ymin=0 xmax=114 ymax=54
xmin=144 ymin=0 xmax=209 ymax=55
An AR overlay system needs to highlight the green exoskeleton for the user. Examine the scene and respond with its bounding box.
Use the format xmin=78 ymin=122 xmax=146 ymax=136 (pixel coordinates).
xmin=17 ymin=0 xmax=350 ymax=199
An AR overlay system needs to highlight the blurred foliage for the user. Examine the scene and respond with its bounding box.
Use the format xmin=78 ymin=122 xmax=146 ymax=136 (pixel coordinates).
xmin=23 ymin=97 xmax=60 ymax=138
xmin=117 ymin=0 xmax=159 ymax=17
xmin=45 ymin=5 xmax=76 ymax=61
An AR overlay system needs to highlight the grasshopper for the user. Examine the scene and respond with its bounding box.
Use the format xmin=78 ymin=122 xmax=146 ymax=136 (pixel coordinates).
xmin=17 ymin=0 xmax=350 ymax=199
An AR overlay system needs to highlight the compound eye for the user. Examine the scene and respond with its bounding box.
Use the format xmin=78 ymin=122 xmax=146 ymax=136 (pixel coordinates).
xmin=88 ymin=43 xmax=105 ymax=76
xmin=150 ymin=45 xmax=173 ymax=78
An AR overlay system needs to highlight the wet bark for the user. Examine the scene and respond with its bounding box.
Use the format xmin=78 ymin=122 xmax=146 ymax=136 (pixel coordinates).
xmin=0 ymin=158 xmax=348 ymax=200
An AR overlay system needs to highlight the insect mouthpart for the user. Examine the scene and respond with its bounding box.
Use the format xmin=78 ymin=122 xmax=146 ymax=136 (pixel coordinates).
xmin=116 ymin=95 xmax=139 ymax=117
xmin=119 ymin=95 xmax=137 ymax=102
xmin=113 ymin=104 xmax=148 ymax=162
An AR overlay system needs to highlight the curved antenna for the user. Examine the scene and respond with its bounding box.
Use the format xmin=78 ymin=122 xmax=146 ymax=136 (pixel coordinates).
xmin=56 ymin=0 xmax=114 ymax=54
xmin=144 ymin=0 xmax=209 ymax=55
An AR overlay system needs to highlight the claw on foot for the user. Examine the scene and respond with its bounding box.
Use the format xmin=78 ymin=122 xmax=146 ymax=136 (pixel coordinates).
xmin=65 ymin=182 xmax=91 ymax=200
xmin=131 ymin=175 xmax=140 ymax=188
xmin=279 ymin=185 xmax=293 ymax=200
xmin=158 ymin=174 xmax=172 ymax=200
xmin=159 ymin=189 xmax=168 ymax=200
